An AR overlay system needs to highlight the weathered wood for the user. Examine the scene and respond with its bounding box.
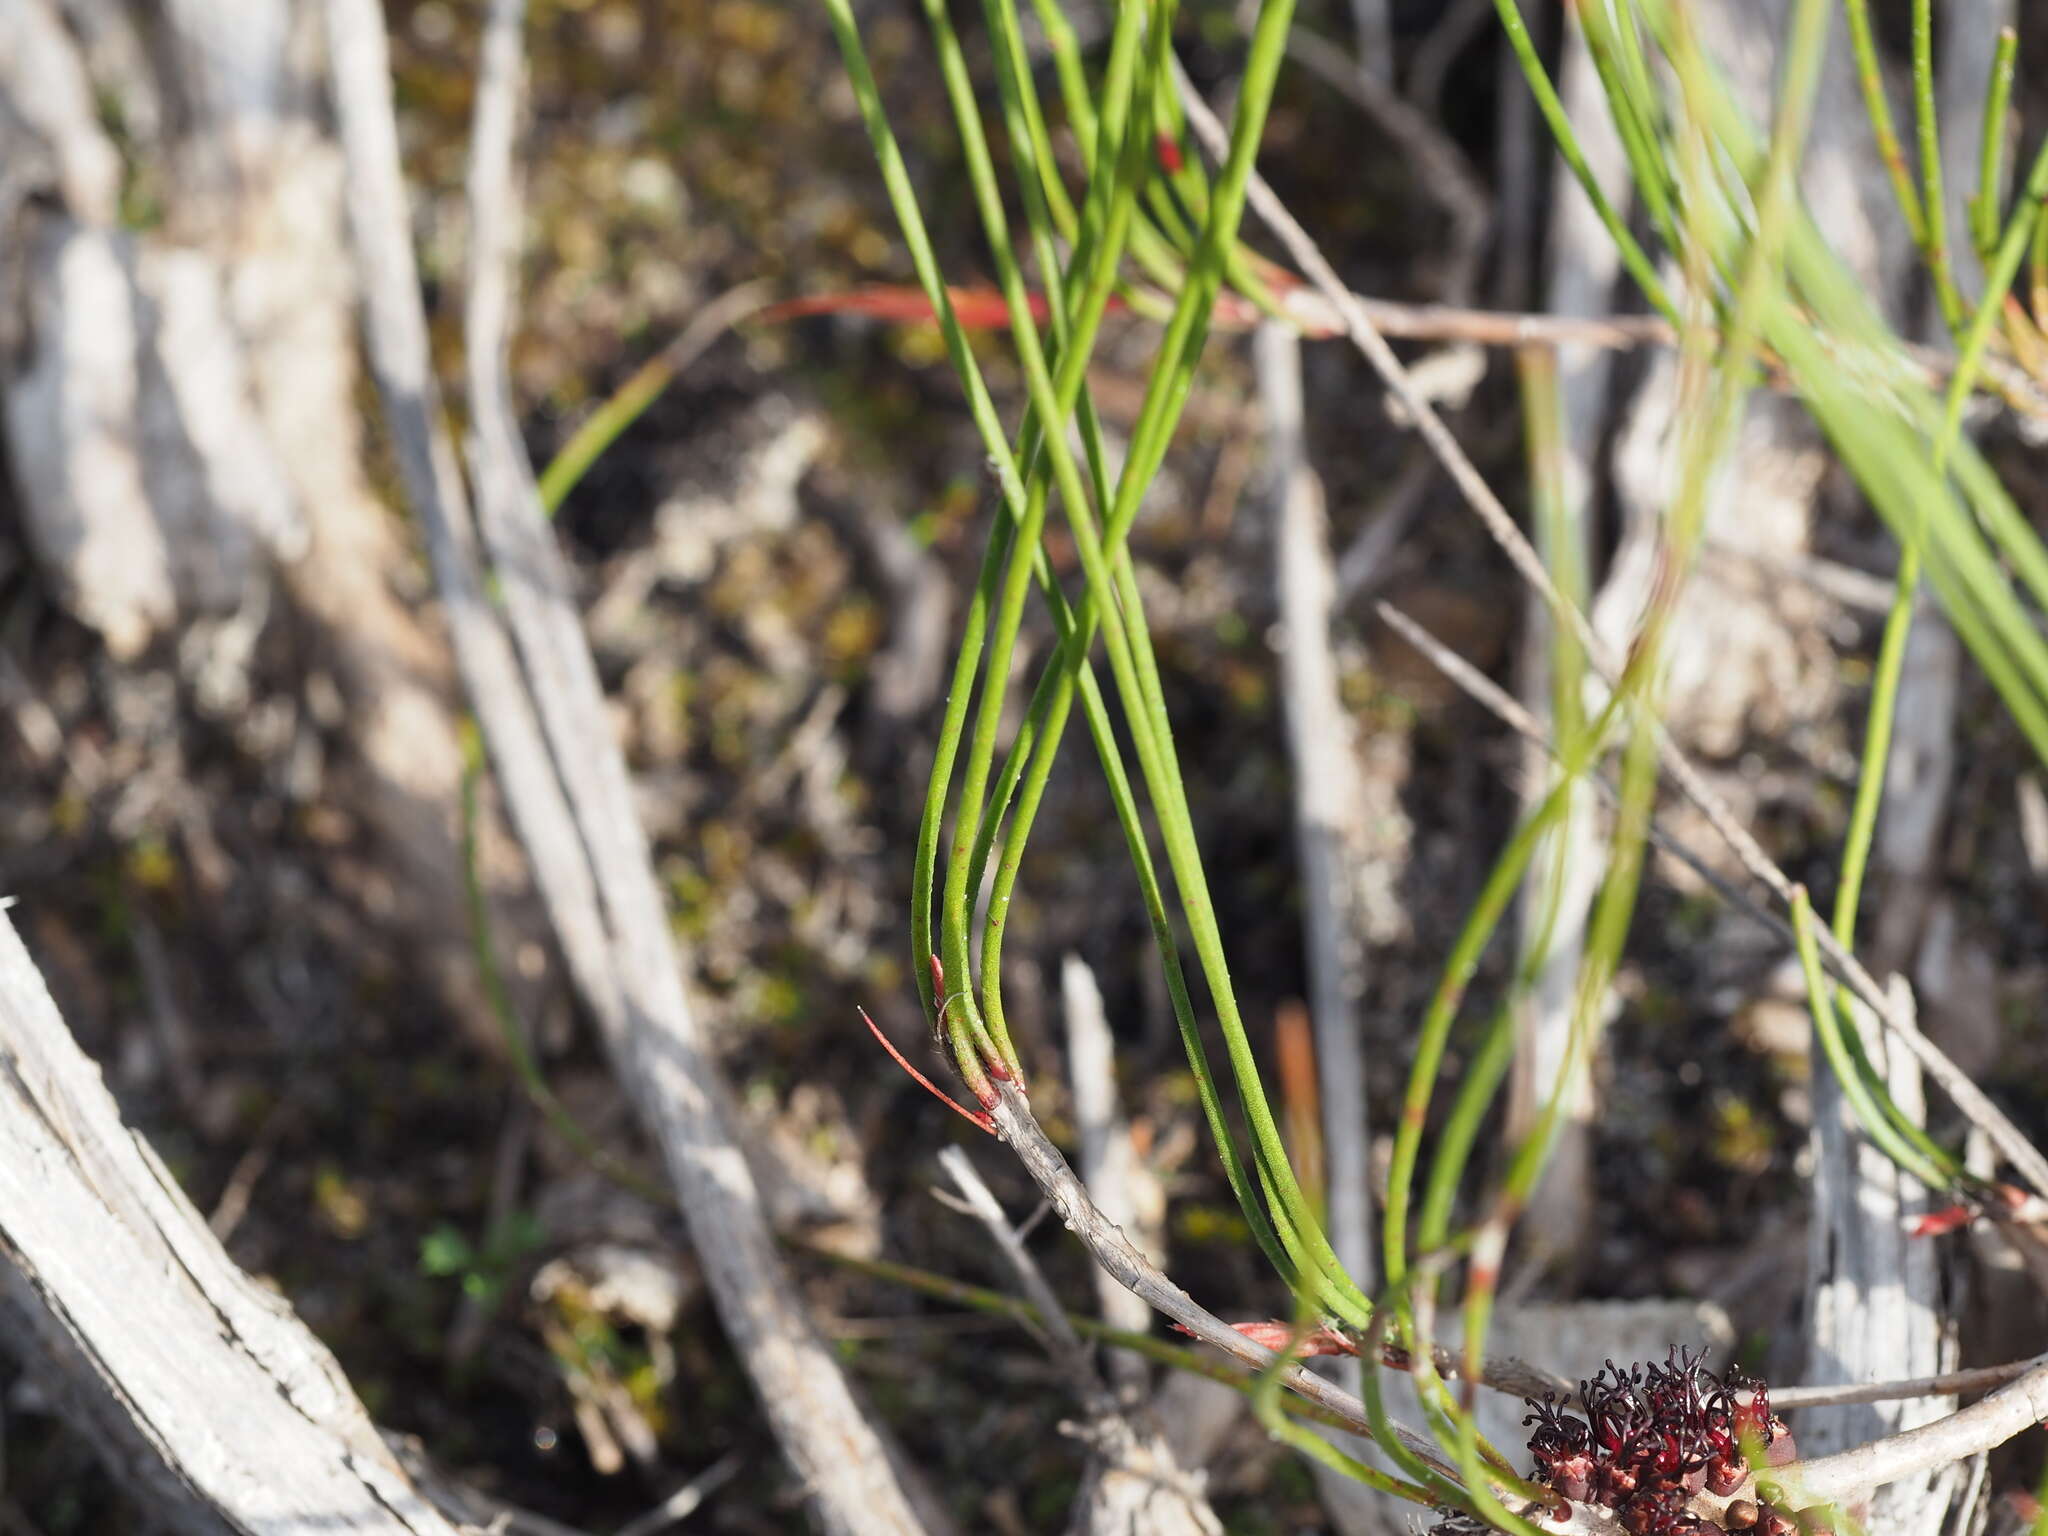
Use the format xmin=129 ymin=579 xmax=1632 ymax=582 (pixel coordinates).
xmin=1258 ymin=320 xmax=1405 ymax=1536
xmin=0 ymin=912 xmax=462 ymax=1536
xmin=324 ymin=0 xmax=935 ymax=1529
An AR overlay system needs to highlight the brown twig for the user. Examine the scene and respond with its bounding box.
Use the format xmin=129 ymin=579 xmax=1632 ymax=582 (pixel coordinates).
xmin=984 ymin=1085 xmax=1567 ymax=1457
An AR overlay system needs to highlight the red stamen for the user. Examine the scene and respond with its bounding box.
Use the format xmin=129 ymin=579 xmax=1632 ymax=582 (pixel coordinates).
xmin=859 ymin=1006 xmax=995 ymax=1134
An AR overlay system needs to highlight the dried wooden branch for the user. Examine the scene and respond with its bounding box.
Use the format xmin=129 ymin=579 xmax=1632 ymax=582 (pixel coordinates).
xmin=982 ymin=1081 xmax=1640 ymax=1533
xmin=1259 ymin=320 xmax=1375 ymax=1303
xmin=326 ymin=1 xmax=931 ymax=1530
xmin=1778 ymin=1360 xmax=2048 ymax=1507
xmin=1771 ymin=1355 xmax=2047 ymax=1411
xmin=1257 ymin=320 xmax=1406 ymax=1535
xmin=0 ymin=914 xmax=461 ymax=1536
xmin=985 ymin=1086 xmax=1565 ymax=1453
xmin=1062 ymin=953 xmax=1162 ymax=1391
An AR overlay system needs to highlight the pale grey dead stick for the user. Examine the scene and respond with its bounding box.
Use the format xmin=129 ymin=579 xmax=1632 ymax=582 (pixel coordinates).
xmin=1291 ymin=300 xmax=1672 ymax=349
xmin=1344 ymin=0 xmax=1390 ymax=87
xmin=610 ymin=1452 xmax=745 ymax=1536
xmin=1176 ymin=67 xmax=2048 ymax=1203
xmin=1775 ymin=1360 xmax=2048 ymax=1507
xmin=463 ymin=2 xmax=934 ymax=1531
xmin=1259 ymin=320 xmax=1376 ymax=1308
xmin=1062 ymin=953 xmax=1159 ymax=1389
xmin=1265 ymin=300 xmax=2048 ymax=430
xmin=0 ymin=915 xmax=462 ymax=1536
xmin=1771 ymin=1354 xmax=2047 ymax=1410
xmin=323 ymin=0 xmax=621 ymax=1038
xmin=941 ymin=1144 xmax=1107 ymax=1385
xmin=332 ymin=0 xmax=933 ymax=1530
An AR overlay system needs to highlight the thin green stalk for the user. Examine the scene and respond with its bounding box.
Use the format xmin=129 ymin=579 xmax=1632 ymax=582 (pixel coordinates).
xmin=2031 ymin=196 xmax=2048 ymax=326
xmin=1827 ymin=127 xmax=2048 ymax=1183
xmin=958 ymin=0 xmax=1124 ymax=912
xmin=1572 ymin=0 xmax=1682 ymax=262
xmin=1839 ymin=0 xmax=1927 ymax=247
xmin=817 ymin=0 xmax=1058 ymax=1043
xmin=1053 ymin=0 xmax=1375 ymax=1320
xmin=888 ymin=0 xmax=1335 ymax=1302
xmin=1490 ymin=0 xmax=1679 ymax=325
xmin=535 ymin=286 xmax=767 ymax=512
xmin=1659 ymin=0 xmax=1829 ymax=472
xmin=918 ymin=0 xmax=1100 ymax=1081
xmin=1374 ymin=1263 xmax=1549 ymax=1534
xmin=1829 ymin=546 xmax=1919 ymax=952
xmin=944 ymin=0 xmax=1375 ymax=1324
xmin=914 ymin=519 xmax=1018 ymax=1088
xmin=1969 ymin=29 xmax=2017 ymax=262
xmin=1412 ymin=1001 xmax=1517 ymax=1267
xmin=1410 ymin=9 xmax=1828 ymax=1495
xmin=1245 ymin=1313 xmax=1440 ymax=1506
xmin=1360 ymin=1289 xmax=1478 ymax=1508
xmin=1792 ymin=888 xmax=1955 ymax=1190
xmin=1604 ymin=0 xmax=1989 ymax=1222
xmin=1459 ymin=711 xmax=1658 ymax=1358
xmin=1028 ymin=0 xmax=1190 ymax=292
xmin=1380 ymin=716 xmax=1612 ymax=1287
xmin=1942 ymin=131 xmax=2048 ymax=458
xmin=1141 ymin=85 xmax=1286 ymax=318
xmin=851 ymin=0 xmax=1152 ymax=1082
xmin=820 ymin=0 xmax=1303 ymax=1277
xmin=1913 ymin=0 xmax=1966 ymax=334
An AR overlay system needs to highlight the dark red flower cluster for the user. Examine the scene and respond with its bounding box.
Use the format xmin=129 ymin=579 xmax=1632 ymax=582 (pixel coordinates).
xmin=1429 ymin=1350 xmax=1803 ymax=1536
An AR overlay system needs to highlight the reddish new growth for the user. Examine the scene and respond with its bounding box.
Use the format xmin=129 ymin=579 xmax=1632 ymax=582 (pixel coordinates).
xmin=1431 ymin=1350 xmax=1801 ymax=1536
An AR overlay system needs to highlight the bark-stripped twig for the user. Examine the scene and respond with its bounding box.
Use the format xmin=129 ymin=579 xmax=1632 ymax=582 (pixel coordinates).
xmin=1775 ymin=1360 xmax=2048 ymax=1506
xmin=1260 ymin=320 xmax=1376 ymax=1305
xmin=1771 ymin=1355 xmax=2048 ymax=1410
xmin=985 ymin=1086 xmax=1564 ymax=1450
